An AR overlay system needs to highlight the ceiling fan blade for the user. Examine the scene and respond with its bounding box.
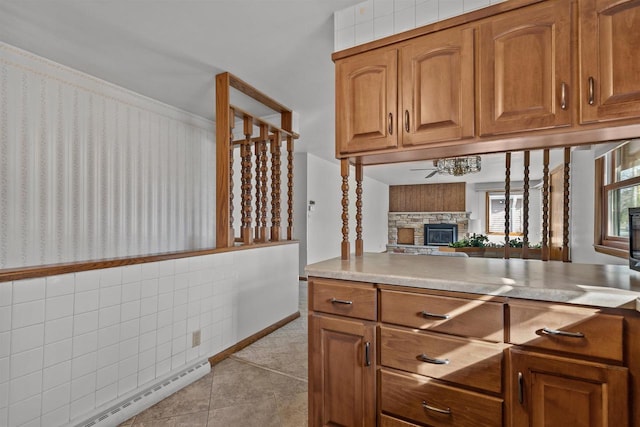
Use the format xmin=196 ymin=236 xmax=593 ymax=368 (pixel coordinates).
xmin=410 ymin=168 xmax=436 ymax=171
xmin=425 ymin=170 xmax=438 ymax=179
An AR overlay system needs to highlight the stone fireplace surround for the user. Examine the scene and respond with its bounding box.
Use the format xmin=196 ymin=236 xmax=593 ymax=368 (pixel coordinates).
xmin=387 ymin=212 xmax=471 ymax=254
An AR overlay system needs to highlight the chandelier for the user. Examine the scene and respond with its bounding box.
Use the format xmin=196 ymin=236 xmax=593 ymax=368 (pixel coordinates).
xmin=434 ymin=156 xmax=482 ymax=176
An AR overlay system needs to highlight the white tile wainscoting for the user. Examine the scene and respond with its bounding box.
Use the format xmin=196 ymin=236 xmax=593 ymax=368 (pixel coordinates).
xmin=0 ymin=243 xmax=300 ymax=427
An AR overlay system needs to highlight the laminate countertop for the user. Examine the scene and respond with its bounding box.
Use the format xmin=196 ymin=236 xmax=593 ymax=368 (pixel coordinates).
xmin=305 ymin=252 xmax=640 ymax=310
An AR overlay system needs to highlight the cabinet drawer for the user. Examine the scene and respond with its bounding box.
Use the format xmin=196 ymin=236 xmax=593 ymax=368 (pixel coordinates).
xmin=310 ymin=278 xmax=377 ymax=321
xmin=508 ymin=301 xmax=623 ymax=361
xmin=381 ymin=369 xmax=503 ymax=427
xmin=381 ymin=326 xmax=503 ymax=393
xmin=380 ymin=414 xmax=421 ymax=427
xmin=381 ymin=289 xmax=504 ymax=342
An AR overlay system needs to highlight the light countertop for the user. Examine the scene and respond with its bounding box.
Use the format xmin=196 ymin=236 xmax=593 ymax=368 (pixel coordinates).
xmin=305 ymin=252 xmax=640 ymax=310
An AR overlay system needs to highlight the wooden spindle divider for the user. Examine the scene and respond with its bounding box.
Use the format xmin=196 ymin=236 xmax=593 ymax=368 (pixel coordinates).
xmin=260 ymin=134 xmax=269 ymax=242
xmin=215 ymin=72 xmax=299 ymax=249
xmin=563 ymin=147 xmax=571 ymax=262
xmin=241 ymin=116 xmax=253 ymax=245
xmin=271 ymin=130 xmax=282 ymax=241
xmin=355 ymin=162 xmax=363 ymax=256
xmin=341 ymin=159 xmax=350 ymax=260
xmin=504 ymin=152 xmax=511 ymax=259
xmin=542 ymin=149 xmax=550 ymax=261
xmin=254 ymin=125 xmax=266 ymax=242
xmin=522 ymin=151 xmax=530 ymax=259
xmin=287 ymin=135 xmax=294 ymax=241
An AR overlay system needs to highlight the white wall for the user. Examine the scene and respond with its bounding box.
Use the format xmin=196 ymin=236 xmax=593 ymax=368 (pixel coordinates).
xmin=0 ymin=244 xmax=299 ymax=427
xmin=293 ymin=153 xmax=309 ymax=276
xmin=306 ymin=154 xmax=389 ymax=266
xmin=0 ymin=42 xmax=215 ymax=270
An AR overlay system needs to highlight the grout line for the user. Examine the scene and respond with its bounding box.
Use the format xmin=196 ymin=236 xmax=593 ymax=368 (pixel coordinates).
xmin=227 ymin=355 xmax=308 ymax=384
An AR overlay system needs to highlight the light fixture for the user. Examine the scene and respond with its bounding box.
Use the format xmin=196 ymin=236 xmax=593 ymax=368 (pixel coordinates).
xmin=433 ymin=156 xmax=482 ymax=176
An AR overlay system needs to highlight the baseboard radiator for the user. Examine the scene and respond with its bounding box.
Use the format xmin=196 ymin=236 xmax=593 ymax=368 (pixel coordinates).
xmin=73 ymin=359 xmax=211 ymax=427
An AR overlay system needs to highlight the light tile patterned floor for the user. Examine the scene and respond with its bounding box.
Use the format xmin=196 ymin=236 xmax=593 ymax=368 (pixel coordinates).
xmin=119 ymin=281 xmax=308 ymax=427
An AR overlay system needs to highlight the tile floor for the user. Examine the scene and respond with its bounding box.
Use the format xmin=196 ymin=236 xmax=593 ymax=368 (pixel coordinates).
xmin=119 ymin=281 xmax=308 ymax=427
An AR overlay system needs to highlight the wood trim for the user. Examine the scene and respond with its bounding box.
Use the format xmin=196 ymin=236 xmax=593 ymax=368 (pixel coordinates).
xmin=594 ymin=157 xmax=605 ymax=246
xmin=227 ymin=72 xmax=293 ymax=115
xmin=504 ymin=152 xmax=511 ymax=259
xmin=341 ymin=159 xmax=350 ymax=260
xmin=0 ymin=240 xmax=299 ymax=283
xmin=522 ymin=151 xmax=530 ymax=259
xmin=230 ymin=105 xmax=299 ymax=140
xmin=355 ymin=162 xmax=364 ymax=256
xmin=542 ymin=149 xmax=550 ymax=261
xmin=563 ymin=147 xmax=571 ymax=262
xmin=594 ymin=244 xmax=628 ymax=259
xmin=216 ymin=73 xmax=232 ymax=248
xmin=331 ymin=0 xmax=544 ymax=61
xmin=208 ymin=311 xmax=301 ymax=366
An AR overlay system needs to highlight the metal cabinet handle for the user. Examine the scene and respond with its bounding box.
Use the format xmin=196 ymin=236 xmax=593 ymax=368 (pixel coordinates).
xmin=517 ymin=372 xmax=524 ymax=404
xmin=422 ymin=401 xmax=451 ymax=415
xmin=560 ymin=82 xmax=568 ymax=110
xmin=588 ymin=76 xmax=595 ymax=105
xmin=404 ymin=110 xmax=410 ymax=132
xmin=330 ymin=297 xmax=353 ymax=305
xmin=420 ymin=310 xmax=450 ymax=320
xmin=540 ymin=327 xmax=585 ymax=338
xmin=388 ymin=112 xmax=393 ymax=135
xmin=365 ymin=342 xmax=371 ymax=367
xmin=417 ymin=353 xmax=450 ymax=365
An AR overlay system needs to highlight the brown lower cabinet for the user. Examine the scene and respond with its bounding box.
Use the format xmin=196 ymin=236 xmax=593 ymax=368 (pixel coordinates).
xmin=508 ymin=349 xmax=628 ymax=427
xmin=308 ymin=277 xmax=635 ymax=426
xmin=309 ymin=313 xmax=376 ymax=427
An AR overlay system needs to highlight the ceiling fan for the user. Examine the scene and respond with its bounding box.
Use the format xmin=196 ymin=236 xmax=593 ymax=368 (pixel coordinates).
xmin=410 ymin=162 xmax=438 ymax=179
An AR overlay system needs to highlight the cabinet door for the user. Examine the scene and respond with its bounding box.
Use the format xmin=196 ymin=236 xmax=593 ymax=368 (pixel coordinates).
xmin=309 ymin=314 xmax=376 ymax=427
xmin=508 ymin=349 xmax=628 ymax=427
xmin=399 ymin=26 xmax=474 ymax=146
xmin=580 ymin=0 xmax=640 ymax=123
xmin=478 ymin=0 xmax=572 ymax=136
xmin=336 ymin=48 xmax=398 ymax=154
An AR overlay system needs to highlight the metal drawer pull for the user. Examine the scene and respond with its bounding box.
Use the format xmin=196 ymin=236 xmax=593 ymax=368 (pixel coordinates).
xmin=541 ymin=327 xmax=585 ymax=338
xmin=420 ymin=310 xmax=450 ymax=320
xmin=365 ymin=342 xmax=371 ymax=367
xmin=330 ymin=298 xmax=353 ymax=305
xmin=588 ymin=76 xmax=595 ymax=105
xmin=388 ymin=112 xmax=393 ymax=135
xmin=560 ymin=82 xmax=568 ymax=110
xmin=422 ymin=401 xmax=451 ymax=415
xmin=404 ymin=110 xmax=410 ymax=132
xmin=418 ymin=353 xmax=449 ymax=365
xmin=517 ymin=372 xmax=524 ymax=404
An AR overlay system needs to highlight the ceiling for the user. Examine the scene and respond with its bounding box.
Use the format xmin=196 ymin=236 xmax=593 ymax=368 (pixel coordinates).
xmin=0 ymin=1 xmax=570 ymax=186
xmin=0 ymin=0 xmax=361 ymax=161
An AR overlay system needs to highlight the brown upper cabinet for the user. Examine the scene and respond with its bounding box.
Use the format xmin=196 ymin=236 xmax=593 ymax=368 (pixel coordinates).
xmin=579 ymin=0 xmax=640 ymax=123
xmin=478 ymin=0 xmax=572 ymax=135
xmin=335 ymin=47 xmax=398 ymax=154
xmin=336 ymin=25 xmax=475 ymax=155
xmin=333 ymin=0 xmax=640 ymax=160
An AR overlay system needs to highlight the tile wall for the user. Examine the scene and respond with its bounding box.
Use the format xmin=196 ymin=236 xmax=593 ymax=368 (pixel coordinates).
xmin=0 ymin=243 xmax=299 ymax=427
xmin=334 ymin=0 xmax=506 ymax=51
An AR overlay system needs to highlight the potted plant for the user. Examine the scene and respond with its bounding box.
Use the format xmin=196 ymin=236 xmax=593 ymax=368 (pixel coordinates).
xmin=439 ymin=233 xmax=488 ymax=256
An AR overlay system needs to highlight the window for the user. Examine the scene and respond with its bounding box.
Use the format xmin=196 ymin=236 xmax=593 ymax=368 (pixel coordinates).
xmin=486 ymin=192 xmax=524 ymax=235
xmin=595 ymin=139 xmax=640 ymax=257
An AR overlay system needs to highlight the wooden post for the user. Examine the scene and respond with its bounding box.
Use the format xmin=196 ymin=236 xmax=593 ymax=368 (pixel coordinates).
xmin=215 ymin=73 xmax=232 ymax=248
xmin=287 ymin=135 xmax=294 ymax=240
xmin=241 ymin=116 xmax=253 ymax=245
xmin=522 ymin=151 xmax=530 ymax=260
xmin=271 ymin=131 xmax=281 ymax=241
xmin=355 ymin=162 xmax=363 ymax=256
xmin=563 ymin=147 xmax=571 ymax=262
xmin=341 ymin=159 xmax=350 ymax=260
xmin=542 ymin=149 xmax=550 ymax=261
xmin=504 ymin=152 xmax=511 ymax=260
xmin=254 ymin=124 xmax=267 ymax=242
xmin=260 ymin=134 xmax=269 ymax=242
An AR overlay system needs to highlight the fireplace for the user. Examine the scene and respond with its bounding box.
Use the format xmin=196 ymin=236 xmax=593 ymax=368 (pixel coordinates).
xmin=424 ymin=223 xmax=458 ymax=246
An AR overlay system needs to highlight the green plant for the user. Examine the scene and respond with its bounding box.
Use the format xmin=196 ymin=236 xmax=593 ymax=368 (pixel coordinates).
xmin=449 ymin=233 xmax=489 ymax=248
